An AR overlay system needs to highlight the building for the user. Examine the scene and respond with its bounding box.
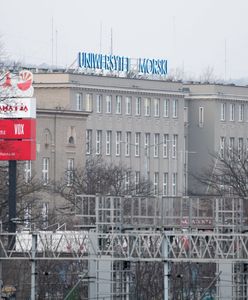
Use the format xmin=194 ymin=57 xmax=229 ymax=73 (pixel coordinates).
xmin=32 ymin=72 xmax=248 ymax=200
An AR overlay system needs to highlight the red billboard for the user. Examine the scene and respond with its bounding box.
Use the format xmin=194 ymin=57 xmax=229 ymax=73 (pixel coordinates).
xmin=0 ymin=119 xmax=36 ymax=139
xmin=0 ymin=140 xmax=36 ymax=160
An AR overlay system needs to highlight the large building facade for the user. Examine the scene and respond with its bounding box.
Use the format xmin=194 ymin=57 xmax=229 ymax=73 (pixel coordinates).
xmin=32 ymin=72 xmax=248 ymax=198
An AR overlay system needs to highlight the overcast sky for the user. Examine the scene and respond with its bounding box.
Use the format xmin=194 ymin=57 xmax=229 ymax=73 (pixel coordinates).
xmin=1 ymin=0 xmax=248 ymax=81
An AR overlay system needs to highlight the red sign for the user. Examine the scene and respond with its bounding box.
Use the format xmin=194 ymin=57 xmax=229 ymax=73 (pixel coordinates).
xmin=0 ymin=140 xmax=36 ymax=160
xmin=0 ymin=119 xmax=36 ymax=139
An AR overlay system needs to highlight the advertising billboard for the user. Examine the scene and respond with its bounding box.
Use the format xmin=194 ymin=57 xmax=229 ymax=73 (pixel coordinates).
xmin=0 ymin=98 xmax=36 ymax=119
xmin=0 ymin=119 xmax=36 ymax=139
xmin=0 ymin=140 xmax=36 ymax=160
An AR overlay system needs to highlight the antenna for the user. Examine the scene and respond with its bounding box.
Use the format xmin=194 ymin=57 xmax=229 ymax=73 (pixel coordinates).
xmin=224 ymin=39 xmax=227 ymax=81
xmin=100 ymin=22 xmax=102 ymax=53
xmin=110 ymin=28 xmax=113 ymax=55
xmin=55 ymin=29 xmax=58 ymax=68
xmin=51 ymin=17 xmax=54 ymax=67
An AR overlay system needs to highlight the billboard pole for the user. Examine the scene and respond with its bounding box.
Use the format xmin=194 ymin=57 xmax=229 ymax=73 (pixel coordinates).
xmin=8 ymin=160 xmax=16 ymax=249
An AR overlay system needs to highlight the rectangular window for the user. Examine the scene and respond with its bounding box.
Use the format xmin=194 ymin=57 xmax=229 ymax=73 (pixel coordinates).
xmin=24 ymin=160 xmax=32 ymax=183
xmin=184 ymin=107 xmax=188 ymax=123
xmin=145 ymin=133 xmax=150 ymax=157
xmin=67 ymin=158 xmax=74 ymax=186
xmin=86 ymin=129 xmax=92 ymax=154
xmin=135 ymin=97 xmax=141 ymax=116
xmin=238 ymin=104 xmax=244 ymax=122
xmin=154 ymin=133 xmax=159 ymax=158
xmin=154 ymin=172 xmax=159 ymax=195
xmin=106 ymin=131 xmax=112 ymax=155
xmin=125 ymin=171 xmax=131 ymax=193
xmin=230 ymin=103 xmax=235 ymax=121
xmin=116 ymin=131 xmax=122 ymax=156
xmin=172 ymin=173 xmax=177 ymax=196
xmin=163 ymin=173 xmax=168 ymax=196
xmin=41 ymin=202 xmax=48 ymax=228
xmin=116 ymin=95 xmax=122 ymax=114
xmin=96 ymin=130 xmax=102 ymax=155
xmin=221 ymin=103 xmax=226 ymax=121
xmin=163 ymin=134 xmax=169 ymax=158
xmin=42 ymin=158 xmax=49 ymax=185
xmin=106 ymin=95 xmax=112 ymax=113
xmin=135 ymin=132 xmax=140 ymax=157
xmin=126 ymin=97 xmax=132 ymax=115
xmin=172 ymin=99 xmax=178 ymax=118
xmin=144 ymin=98 xmax=151 ymax=116
xmin=76 ymin=93 xmax=82 ymax=111
xmin=163 ymin=99 xmax=169 ymax=117
xmin=154 ymin=98 xmax=160 ymax=117
xmin=220 ymin=137 xmax=225 ymax=159
xmin=24 ymin=204 xmax=32 ymax=229
xmin=172 ymin=134 xmax=178 ymax=158
xmin=85 ymin=93 xmax=93 ymax=111
xmin=96 ymin=94 xmax=102 ymax=113
xmin=125 ymin=132 xmax=131 ymax=156
xmin=135 ymin=171 xmax=140 ymax=194
xmin=199 ymin=107 xmax=204 ymax=127
xmin=229 ymin=137 xmax=235 ymax=158
xmin=238 ymin=137 xmax=243 ymax=160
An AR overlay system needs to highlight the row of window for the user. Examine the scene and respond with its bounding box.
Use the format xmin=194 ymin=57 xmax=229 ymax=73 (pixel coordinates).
xmin=127 ymin=171 xmax=178 ymax=196
xmin=219 ymin=136 xmax=248 ymax=159
xmin=86 ymin=130 xmax=179 ymax=158
xmin=76 ymin=93 xmax=179 ymax=118
xmin=24 ymin=158 xmax=74 ymax=185
xmin=220 ymin=102 xmax=247 ymax=122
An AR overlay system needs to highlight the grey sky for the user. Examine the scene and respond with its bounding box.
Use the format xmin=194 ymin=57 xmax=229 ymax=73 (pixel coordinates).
xmin=0 ymin=0 xmax=248 ymax=80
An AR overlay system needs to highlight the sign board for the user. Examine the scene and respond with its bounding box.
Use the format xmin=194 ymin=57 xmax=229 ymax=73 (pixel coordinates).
xmin=78 ymin=52 xmax=168 ymax=76
xmin=0 ymin=98 xmax=36 ymax=118
xmin=0 ymin=140 xmax=36 ymax=160
xmin=0 ymin=119 xmax=36 ymax=139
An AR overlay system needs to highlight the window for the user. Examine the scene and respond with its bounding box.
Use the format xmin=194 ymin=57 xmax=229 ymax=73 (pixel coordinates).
xmin=125 ymin=171 xmax=131 ymax=193
xmin=76 ymin=93 xmax=82 ymax=111
xmin=135 ymin=171 xmax=140 ymax=194
xmin=163 ymin=134 xmax=169 ymax=158
xmin=154 ymin=172 xmax=159 ymax=195
xmin=24 ymin=204 xmax=32 ymax=229
xmin=238 ymin=104 xmax=244 ymax=122
xmin=172 ymin=173 xmax=177 ymax=196
xmin=96 ymin=130 xmax=102 ymax=155
xmin=116 ymin=95 xmax=122 ymax=114
xmin=125 ymin=132 xmax=131 ymax=156
xmin=42 ymin=158 xmax=49 ymax=185
xmin=154 ymin=133 xmax=159 ymax=158
xmin=24 ymin=160 xmax=32 ymax=183
xmin=220 ymin=137 xmax=225 ymax=159
xmin=238 ymin=137 xmax=243 ymax=160
xmin=136 ymin=97 xmax=141 ymax=115
xmin=85 ymin=93 xmax=93 ymax=111
xmin=199 ymin=107 xmax=204 ymax=127
xmin=163 ymin=173 xmax=168 ymax=196
xmin=86 ymin=129 xmax=92 ymax=154
xmin=154 ymin=98 xmax=160 ymax=117
xmin=106 ymin=95 xmax=112 ymax=113
xmin=67 ymin=126 xmax=76 ymax=145
xmin=144 ymin=98 xmax=151 ymax=116
xmin=67 ymin=158 xmax=74 ymax=186
xmin=163 ymin=99 xmax=169 ymax=117
xmin=172 ymin=99 xmax=178 ymax=118
xmin=116 ymin=131 xmax=121 ymax=156
xmin=41 ymin=203 xmax=48 ymax=229
xmin=135 ymin=132 xmax=140 ymax=157
xmin=184 ymin=107 xmax=188 ymax=123
xmin=96 ymin=94 xmax=102 ymax=113
xmin=229 ymin=137 xmax=235 ymax=159
xmin=126 ymin=96 xmax=132 ymax=115
xmin=106 ymin=131 xmax=112 ymax=155
xmin=230 ymin=103 xmax=235 ymax=121
xmin=172 ymin=134 xmax=178 ymax=158
xmin=144 ymin=133 xmax=150 ymax=157
xmin=220 ymin=103 xmax=226 ymax=121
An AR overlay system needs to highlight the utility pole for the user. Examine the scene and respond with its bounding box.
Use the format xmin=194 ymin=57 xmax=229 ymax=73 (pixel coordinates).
xmin=31 ymin=233 xmax=37 ymax=300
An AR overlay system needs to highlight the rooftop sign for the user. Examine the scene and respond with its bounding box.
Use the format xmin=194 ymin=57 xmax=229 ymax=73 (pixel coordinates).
xmin=78 ymin=52 xmax=168 ymax=76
